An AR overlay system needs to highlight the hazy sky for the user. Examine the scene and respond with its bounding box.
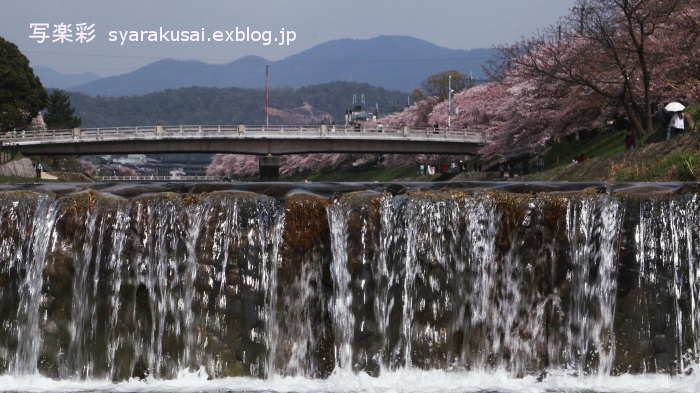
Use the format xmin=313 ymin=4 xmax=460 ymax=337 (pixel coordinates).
xmin=1 ymin=0 xmax=576 ymax=76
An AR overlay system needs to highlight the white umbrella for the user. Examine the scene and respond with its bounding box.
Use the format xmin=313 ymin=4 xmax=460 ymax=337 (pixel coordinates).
xmin=665 ymin=102 xmax=686 ymax=112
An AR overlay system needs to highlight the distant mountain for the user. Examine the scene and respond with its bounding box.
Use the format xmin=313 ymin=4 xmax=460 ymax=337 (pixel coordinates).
xmin=66 ymin=81 xmax=408 ymax=127
xmin=34 ymin=66 xmax=100 ymax=89
xmin=68 ymin=36 xmax=497 ymax=96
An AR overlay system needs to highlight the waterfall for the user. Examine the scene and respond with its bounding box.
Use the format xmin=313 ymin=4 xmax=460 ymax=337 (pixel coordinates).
xmin=461 ymin=197 xmax=499 ymax=370
xmin=328 ymin=200 xmax=356 ymax=370
xmin=264 ymin=194 xmax=327 ymax=377
xmin=634 ymin=195 xmax=700 ymax=373
xmin=105 ymin=208 xmax=130 ymax=380
xmin=564 ymin=196 xmax=623 ymax=376
xmin=0 ymin=189 xmax=699 ymax=382
xmin=6 ymin=196 xmax=59 ymax=375
xmin=398 ymin=199 xmax=420 ymax=370
xmin=375 ymin=196 xmax=398 ymax=370
xmin=66 ymin=204 xmax=102 ymax=378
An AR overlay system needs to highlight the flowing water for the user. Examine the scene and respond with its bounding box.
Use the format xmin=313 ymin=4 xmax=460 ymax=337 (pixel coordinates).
xmin=0 ymin=184 xmax=699 ymax=392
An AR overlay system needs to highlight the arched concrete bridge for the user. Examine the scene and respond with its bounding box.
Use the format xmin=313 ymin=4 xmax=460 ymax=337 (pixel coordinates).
xmin=0 ymin=125 xmax=487 ymax=160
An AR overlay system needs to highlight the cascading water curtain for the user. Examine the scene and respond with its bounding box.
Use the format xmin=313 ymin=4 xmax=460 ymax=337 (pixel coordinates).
xmin=323 ymin=193 xmax=628 ymax=377
xmin=635 ymin=195 xmax=700 ymax=374
xmin=2 ymin=196 xmax=59 ymax=376
xmin=328 ymin=200 xmax=355 ymax=371
xmin=564 ymin=196 xmax=623 ymax=376
xmin=1 ymin=191 xmax=699 ymax=381
xmin=0 ymin=193 xmax=288 ymax=380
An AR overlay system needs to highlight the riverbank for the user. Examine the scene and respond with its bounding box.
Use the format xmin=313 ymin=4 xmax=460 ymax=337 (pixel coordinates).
xmin=2 ymin=132 xmax=697 ymax=184
xmin=289 ymin=129 xmax=700 ymax=183
xmin=0 ymin=173 xmax=86 ymax=183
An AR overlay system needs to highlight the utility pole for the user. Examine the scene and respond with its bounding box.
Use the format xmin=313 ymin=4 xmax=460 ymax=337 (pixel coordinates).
xmin=265 ymin=65 xmax=270 ymax=127
xmin=448 ymin=74 xmax=453 ymax=129
xmin=558 ymin=25 xmax=562 ymax=42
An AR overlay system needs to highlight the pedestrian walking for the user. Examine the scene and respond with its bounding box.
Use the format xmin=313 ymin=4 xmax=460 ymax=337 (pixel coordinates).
xmin=665 ymin=102 xmax=687 ymax=140
xmin=668 ymin=112 xmax=685 ymax=139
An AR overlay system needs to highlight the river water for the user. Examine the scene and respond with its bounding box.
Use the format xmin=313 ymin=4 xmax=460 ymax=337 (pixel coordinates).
xmin=0 ymin=181 xmax=698 ymax=393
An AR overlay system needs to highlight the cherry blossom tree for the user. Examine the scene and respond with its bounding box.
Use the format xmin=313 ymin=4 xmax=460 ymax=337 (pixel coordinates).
xmin=79 ymin=159 xmax=96 ymax=176
xmin=206 ymin=154 xmax=259 ymax=178
xmin=653 ymin=2 xmax=700 ymax=101
xmin=116 ymin=165 xmax=138 ymax=177
xmin=377 ymin=96 xmax=441 ymax=128
xmin=501 ymin=0 xmax=690 ymax=138
xmin=207 ymin=153 xmax=388 ymax=178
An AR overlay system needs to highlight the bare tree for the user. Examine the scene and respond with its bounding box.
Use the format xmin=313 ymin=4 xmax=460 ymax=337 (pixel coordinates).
xmin=421 ymin=70 xmax=467 ymax=101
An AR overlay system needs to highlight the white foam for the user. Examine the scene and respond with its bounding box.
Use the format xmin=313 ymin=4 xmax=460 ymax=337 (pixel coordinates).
xmin=1 ymin=367 xmax=699 ymax=393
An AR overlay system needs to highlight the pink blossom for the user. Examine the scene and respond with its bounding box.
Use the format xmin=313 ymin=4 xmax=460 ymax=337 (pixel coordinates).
xmin=80 ymin=160 xmax=97 ymax=176
xmin=116 ymin=165 xmax=138 ymax=177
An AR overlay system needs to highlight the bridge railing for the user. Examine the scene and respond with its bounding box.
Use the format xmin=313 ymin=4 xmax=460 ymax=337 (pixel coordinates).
xmin=99 ymin=175 xmax=224 ymax=182
xmin=1 ymin=125 xmax=488 ymax=145
xmin=1 ymin=129 xmax=74 ymax=142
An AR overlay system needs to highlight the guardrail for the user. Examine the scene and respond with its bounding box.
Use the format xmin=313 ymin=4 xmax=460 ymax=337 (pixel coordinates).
xmin=1 ymin=124 xmax=488 ymax=146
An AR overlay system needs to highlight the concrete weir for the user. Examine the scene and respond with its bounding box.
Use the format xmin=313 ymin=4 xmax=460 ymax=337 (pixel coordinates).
xmin=0 ymin=182 xmax=699 ymax=382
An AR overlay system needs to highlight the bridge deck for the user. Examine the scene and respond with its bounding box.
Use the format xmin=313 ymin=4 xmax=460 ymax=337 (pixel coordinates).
xmin=2 ymin=125 xmax=488 ymax=156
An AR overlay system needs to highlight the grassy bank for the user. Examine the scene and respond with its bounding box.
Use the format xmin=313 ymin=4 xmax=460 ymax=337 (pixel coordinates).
xmin=0 ymin=175 xmax=48 ymax=183
xmin=521 ymin=102 xmax=700 ymax=182
xmin=540 ymin=129 xmax=628 ymax=170
xmin=523 ymin=133 xmax=700 ymax=182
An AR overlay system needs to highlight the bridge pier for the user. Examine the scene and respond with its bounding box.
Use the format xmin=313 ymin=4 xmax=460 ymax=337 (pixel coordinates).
xmin=259 ymin=155 xmax=280 ymax=181
xmin=0 ymin=149 xmax=12 ymax=165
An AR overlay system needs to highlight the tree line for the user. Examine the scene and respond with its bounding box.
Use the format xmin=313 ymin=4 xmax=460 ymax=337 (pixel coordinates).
xmin=65 ymin=82 xmax=408 ymax=128
xmin=499 ymin=0 xmax=699 ymax=139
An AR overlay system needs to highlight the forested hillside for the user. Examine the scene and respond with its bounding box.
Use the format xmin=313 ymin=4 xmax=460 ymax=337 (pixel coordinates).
xmin=66 ymin=82 xmax=408 ymax=127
